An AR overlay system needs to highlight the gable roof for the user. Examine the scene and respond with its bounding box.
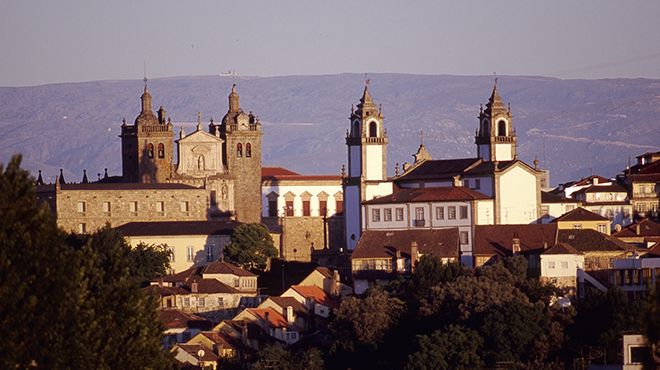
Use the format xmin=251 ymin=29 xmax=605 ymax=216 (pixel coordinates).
xmin=262 ymin=167 xmax=300 ymax=177
xmin=174 ymin=343 xmax=219 ymax=362
xmin=261 ymin=166 xmax=341 ymax=182
xmin=543 ymin=242 xmax=583 ymax=255
xmin=553 ymin=207 xmax=609 ymax=222
xmin=541 ymin=191 xmax=579 ymax=204
xmin=613 ymin=219 xmax=660 ymax=238
xmin=247 ymin=308 xmax=288 ymax=328
xmin=116 ymin=220 xmax=239 ymax=236
xmin=197 ymin=331 xmax=238 ymax=349
xmin=159 ymin=309 xmax=210 ymax=330
xmin=203 ymin=260 xmax=256 ymax=277
xmin=290 ymin=285 xmax=338 ymax=309
xmin=473 ymin=224 xmax=558 ymax=257
xmin=395 ymin=158 xmax=481 ymax=181
xmin=557 ymin=229 xmax=632 ymax=252
xmin=577 ymin=183 xmax=627 ymax=194
xmin=363 ymin=186 xmax=489 ymax=205
xmin=264 ymin=296 xmax=309 ymax=315
xmin=351 ymin=229 xmax=459 ymax=260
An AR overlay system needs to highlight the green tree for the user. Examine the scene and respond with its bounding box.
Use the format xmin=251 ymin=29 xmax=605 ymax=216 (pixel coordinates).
xmin=0 ymin=155 xmax=79 ymax=368
xmin=128 ymin=242 xmax=172 ymax=286
xmin=0 ymin=156 xmax=174 ymax=369
xmin=405 ymin=325 xmax=484 ymax=370
xmin=252 ymin=346 xmax=324 ymax=370
xmin=223 ymin=223 xmax=277 ymax=271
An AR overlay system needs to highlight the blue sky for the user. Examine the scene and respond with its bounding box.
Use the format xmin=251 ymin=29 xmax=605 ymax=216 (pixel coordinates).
xmin=1 ymin=0 xmax=660 ymax=86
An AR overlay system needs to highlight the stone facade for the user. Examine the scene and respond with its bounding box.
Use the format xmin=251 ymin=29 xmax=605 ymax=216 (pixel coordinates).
xmin=38 ymin=182 xmax=207 ymax=233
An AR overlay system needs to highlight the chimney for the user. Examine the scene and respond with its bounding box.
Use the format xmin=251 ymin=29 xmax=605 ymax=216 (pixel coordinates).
xmin=285 ymin=306 xmax=294 ymax=324
xmin=512 ymin=232 xmax=521 ymax=255
xmin=452 ymin=175 xmax=462 ymax=187
xmin=636 ymin=223 xmax=641 ymax=236
xmin=394 ymin=250 xmax=402 ymax=272
xmin=191 ymin=280 xmax=198 ymax=293
xmin=410 ymin=242 xmax=419 ymax=273
xmin=331 ymin=270 xmax=341 ymax=297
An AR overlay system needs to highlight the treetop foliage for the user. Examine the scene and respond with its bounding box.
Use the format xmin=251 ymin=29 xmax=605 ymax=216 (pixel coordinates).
xmin=223 ymin=222 xmax=277 ymax=271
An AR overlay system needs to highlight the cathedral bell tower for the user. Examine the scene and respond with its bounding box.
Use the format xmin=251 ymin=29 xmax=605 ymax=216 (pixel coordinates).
xmin=120 ymin=79 xmax=174 ymax=183
xmin=343 ymin=81 xmax=390 ymax=250
xmin=213 ymin=84 xmax=262 ymax=224
xmin=475 ymin=80 xmax=517 ymax=162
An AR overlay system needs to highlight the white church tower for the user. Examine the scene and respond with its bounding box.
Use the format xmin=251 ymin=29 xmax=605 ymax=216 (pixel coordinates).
xmin=476 ymin=80 xmax=517 ymax=162
xmin=343 ymin=81 xmax=392 ymax=250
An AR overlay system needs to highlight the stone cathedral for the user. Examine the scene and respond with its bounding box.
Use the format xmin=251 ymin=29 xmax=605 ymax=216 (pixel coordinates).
xmin=120 ymin=82 xmax=263 ymax=224
xmin=37 ymin=82 xmax=262 ymax=233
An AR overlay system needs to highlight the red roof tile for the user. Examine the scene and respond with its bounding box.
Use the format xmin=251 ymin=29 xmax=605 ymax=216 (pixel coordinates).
xmin=473 ymin=224 xmax=558 ymax=256
xmin=543 ymin=242 xmax=582 ymax=255
xmin=553 ymin=207 xmax=609 ymax=222
xmin=363 ymin=186 xmax=489 ymax=204
xmin=159 ymin=309 xmax=210 ymax=330
xmin=613 ymin=219 xmax=660 ymax=238
xmin=290 ymin=285 xmax=338 ymax=309
xmin=558 ymin=229 xmax=633 ymax=252
xmin=203 ymin=261 xmax=256 ymax=277
xmin=248 ymin=308 xmax=288 ymax=328
xmin=351 ymin=229 xmax=459 ymax=259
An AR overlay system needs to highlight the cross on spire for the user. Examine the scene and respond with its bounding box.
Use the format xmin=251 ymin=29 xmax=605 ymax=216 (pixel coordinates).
xmin=419 ymin=130 xmax=424 ymax=146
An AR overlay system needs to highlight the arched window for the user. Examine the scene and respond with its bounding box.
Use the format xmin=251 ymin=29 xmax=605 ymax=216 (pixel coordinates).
xmin=236 ymin=143 xmax=243 ymax=157
xmin=157 ymin=143 xmax=165 ymax=158
xmin=369 ymin=121 xmax=378 ymax=138
xmin=245 ymin=143 xmax=252 ymax=158
xmin=147 ymin=143 xmax=154 ymax=158
xmin=497 ymin=120 xmax=507 ymax=136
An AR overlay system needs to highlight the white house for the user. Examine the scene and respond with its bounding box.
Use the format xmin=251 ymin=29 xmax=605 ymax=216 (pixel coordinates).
xmin=540 ymin=242 xmax=585 ymax=294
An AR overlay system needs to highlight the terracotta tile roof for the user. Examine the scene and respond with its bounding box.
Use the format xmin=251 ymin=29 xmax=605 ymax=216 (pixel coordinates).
xmin=261 ymin=166 xmax=341 ymax=182
xmin=175 ymin=344 xmax=219 ymax=362
xmin=159 ymin=309 xmax=210 ymax=330
xmin=248 ymin=308 xmax=288 ymax=328
xmin=190 ymin=278 xmax=240 ymax=294
xmin=203 ymin=260 xmax=256 ymax=277
xmin=613 ymin=219 xmax=660 ymax=238
xmin=541 ymin=191 xmax=579 ymax=204
xmin=553 ymin=207 xmax=609 ymax=222
xmin=314 ymin=267 xmax=333 ymax=278
xmin=543 ymin=242 xmax=582 ymax=255
xmin=262 ymin=167 xmax=300 ymax=177
xmin=566 ymin=175 xmax=611 ymax=187
xmin=558 ymin=229 xmax=633 ymax=252
xmin=143 ymin=284 xmax=188 ymax=296
xmin=473 ymin=224 xmax=558 ymax=257
xmin=265 ymin=296 xmax=309 ymax=315
xmin=156 ymin=264 xmax=243 ymax=294
xmin=351 ymin=229 xmax=460 ymax=260
xmin=116 ymin=220 xmax=239 ymax=237
xmin=199 ymin=331 xmax=238 ymax=349
xmin=395 ymin=158 xmax=481 ymax=181
xmin=290 ymin=285 xmax=338 ymax=309
xmin=363 ymin=186 xmax=489 ymax=205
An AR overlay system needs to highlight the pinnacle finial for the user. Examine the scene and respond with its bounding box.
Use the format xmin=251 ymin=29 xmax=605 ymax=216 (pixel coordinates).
xmin=419 ymin=130 xmax=424 ymax=146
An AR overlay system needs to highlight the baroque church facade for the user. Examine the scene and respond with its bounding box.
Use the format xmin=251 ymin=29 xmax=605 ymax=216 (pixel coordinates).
xmin=343 ymin=80 xmax=544 ymax=253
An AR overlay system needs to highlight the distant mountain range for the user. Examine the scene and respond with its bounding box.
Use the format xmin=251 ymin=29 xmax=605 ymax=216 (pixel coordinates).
xmin=1 ymin=73 xmax=659 ymax=186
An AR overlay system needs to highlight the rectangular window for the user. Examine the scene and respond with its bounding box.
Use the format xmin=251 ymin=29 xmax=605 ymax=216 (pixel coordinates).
xmin=448 ymin=206 xmax=456 ymax=220
xmin=217 ymin=297 xmax=224 ymax=308
xmin=102 ymin=201 xmax=111 ymax=214
xmin=414 ymin=207 xmax=425 ymax=227
xmin=285 ymin=201 xmax=294 ymax=216
xmin=459 ymin=206 xmax=468 ymax=219
xmin=435 ymin=206 xmax=444 ymax=220
xmin=463 ymin=179 xmax=469 ymax=188
xmin=597 ymin=224 xmax=607 ymax=234
xmin=383 ymin=208 xmax=392 ymax=222
xmin=561 ymin=261 xmax=568 ymax=269
xmin=548 ymin=261 xmax=556 ymax=269
xmin=395 ymin=207 xmax=404 ymax=221
xmin=198 ymin=297 xmax=205 ymax=308
xmin=186 ymin=246 xmax=194 ymax=262
xmin=77 ymin=201 xmax=86 ymax=213
xmin=372 ymin=208 xmax=381 ymax=222
xmin=572 ymin=224 xmax=582 ymax=229
xmin=205 ymin=245 xmax=214 ymax=262
xmin=182 ymin=297 xmax=190 ymax=307
xmin=268 ymin=200 xmax=278 ymax=217
xmin=302 ymin=200 xmax=311 ymax=216
xmin=156 ymin=201 xmax=165 ymax=215
xmin=460 ymin=231 xmax=469 ymax=245
xmin=335 ymin=200 xmax=343 ymax=213
xmin=129 ymin=201 xmax=138 ymax=216
xmin=475 ymin=179 xmax=481 ymax=189
xmin=78 ymin=223 xmax=86 ymax=234
xmin=234 ymin=278 xmax=240 ymax=288
xmin=180 ymin=201 xmax=189 ymax=215
xmin=319 ymin=200 xmax=327 ymax=217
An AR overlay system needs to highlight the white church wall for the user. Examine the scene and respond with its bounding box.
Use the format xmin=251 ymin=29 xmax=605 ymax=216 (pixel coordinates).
xmin=261 ymin=183 xmax=343 ymax=218
xmin=476 ymin=199 xmax=495 ymax=225
xmin=495 ymin=143 xmax=514 ymax=161
xmin=365 ymin=145 xmax=384 ymax=180
xmin=365 ymin=182 xmax=393 ymax=201
xmin=499 ymin=166 xmax=539 ymax=224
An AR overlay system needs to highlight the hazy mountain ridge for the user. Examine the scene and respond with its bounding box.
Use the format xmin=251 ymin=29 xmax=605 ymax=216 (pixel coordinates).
xmin=1 ymin=73 xmax=659 ymax=185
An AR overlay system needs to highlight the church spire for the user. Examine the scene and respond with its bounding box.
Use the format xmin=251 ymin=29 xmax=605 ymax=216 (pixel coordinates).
xmin=141 ymin=77 xmax=153 ymax=114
